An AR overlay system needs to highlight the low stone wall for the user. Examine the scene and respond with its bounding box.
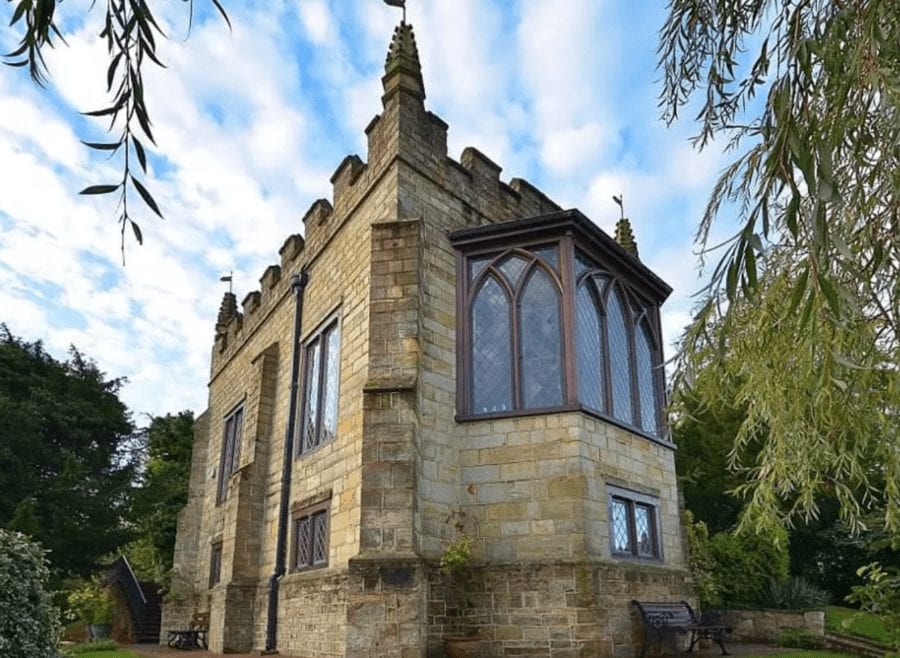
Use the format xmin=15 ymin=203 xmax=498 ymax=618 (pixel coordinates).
xmin=719 ymin=609 xmax=825 ymax=642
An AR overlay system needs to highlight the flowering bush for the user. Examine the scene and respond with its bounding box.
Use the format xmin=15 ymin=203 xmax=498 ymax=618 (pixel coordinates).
xmin=0 ymin=529 xmax=61 ymax=658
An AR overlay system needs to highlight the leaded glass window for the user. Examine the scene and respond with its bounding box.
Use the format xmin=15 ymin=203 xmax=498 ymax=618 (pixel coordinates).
xmin=468 ymin=246 xmax=564 ymax=414
xmin=635 ymin=318 xmax=660 ymax=434
xmin=293 ymin=506 xmax=329 ymax=570
xmin=472 ymin=276 xmax=513 ymax=413
xmin=606 ymin=287 xmax=633 ymax=424
xmin=608 ymin=487 xmax=660 ymax=560
xmin=520 ymin=268 xmax=563 ymax=408
xmin=217 ymin=405 xmax=244 ymax=504
xmin=457 ymin=234 xmax=667 ymax=439
xmin=299 ymin=319 xmax=341 ymax=456
xmin=576 ymin=282 xmax=604 ymax=412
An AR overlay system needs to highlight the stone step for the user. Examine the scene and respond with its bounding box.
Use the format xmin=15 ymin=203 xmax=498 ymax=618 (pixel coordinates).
xmin=823 ymin=631 xmax=892 ymax=658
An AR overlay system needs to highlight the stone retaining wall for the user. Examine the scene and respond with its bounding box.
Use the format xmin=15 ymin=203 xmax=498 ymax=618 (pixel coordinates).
xmin=719 ymin=609 xmax=825 ymax=642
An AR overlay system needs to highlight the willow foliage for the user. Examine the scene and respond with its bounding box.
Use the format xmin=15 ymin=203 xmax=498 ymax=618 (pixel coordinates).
xmin=660 ymin=0 xmax=899 ymax=535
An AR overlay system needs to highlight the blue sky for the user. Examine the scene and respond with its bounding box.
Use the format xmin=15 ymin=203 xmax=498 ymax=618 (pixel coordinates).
xmin=0 ymin=0 xmax=729 ymax=418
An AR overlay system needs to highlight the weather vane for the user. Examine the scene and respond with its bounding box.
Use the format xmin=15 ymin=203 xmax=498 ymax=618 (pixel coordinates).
xmin=220 ymin=271 xmax=233 ymax=294
xmin=383 ymin=0 xmax=406 ymax=23
xmin=612 ymin=194 xmax=625 ymax=220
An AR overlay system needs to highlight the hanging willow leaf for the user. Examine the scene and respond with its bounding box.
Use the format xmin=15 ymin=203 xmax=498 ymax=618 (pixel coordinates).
xmin=80 ymin=184 xmax=121 ymax=195
xmin=130 ymin=176 xmax=163 ymax=219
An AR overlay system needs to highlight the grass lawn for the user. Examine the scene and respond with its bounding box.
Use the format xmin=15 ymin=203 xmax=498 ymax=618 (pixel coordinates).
xmin=826 ymin=605 xmax=893 ymax=646
xmin=759 ymin=653 xmax=856 ymax=658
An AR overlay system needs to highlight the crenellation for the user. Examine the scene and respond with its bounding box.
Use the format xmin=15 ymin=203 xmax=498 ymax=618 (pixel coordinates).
xmin=242 ymin=291 xmax=261 ymax=316
xmin=278 ymin=233 xmax=305 ymax=269
xmin=259 ymin=264 xmax=281 ymax=291
xmin=331 ymin=154 xmax=367 ymax=204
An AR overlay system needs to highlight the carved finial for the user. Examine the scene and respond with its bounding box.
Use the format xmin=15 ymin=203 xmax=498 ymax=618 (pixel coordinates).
xmin=382 ymin=21 xmax=424 ymax=102
xmin=216 ymin=292 xmax=238 ymax=336
xmin=612 ymin=195 xmax=639 ymax=258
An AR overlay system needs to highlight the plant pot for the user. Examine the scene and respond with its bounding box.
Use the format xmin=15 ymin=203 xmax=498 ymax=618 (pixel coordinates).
xmin=444 ymin=634 xmax=480 ymax=658
xmin=88 ymin=623 xmax=111 ymax=640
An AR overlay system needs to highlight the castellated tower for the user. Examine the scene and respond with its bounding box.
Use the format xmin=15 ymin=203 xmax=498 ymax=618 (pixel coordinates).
xmin=164 ymin=21 xmax=693 ymax=657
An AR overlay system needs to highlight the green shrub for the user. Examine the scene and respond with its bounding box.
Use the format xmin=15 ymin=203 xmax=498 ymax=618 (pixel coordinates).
xmin=684 ymin=510 xmax=721 ymax=607
xmin=775 ymin=627 xmax=824 ymax=649
xmin=67 ymin=579 xmax=115 ymax=625
xmin=0 ymin=529 xmax=61 ymax=658
xmin=708 ymin=526 xmax=789 ymax=607
xmin=761 ymin=576 xmax=830 ymax=610
xmin=69 ymin=640 xmax=119 ymax=653
xmin=847 ymin=563 xmax=900 ymax=648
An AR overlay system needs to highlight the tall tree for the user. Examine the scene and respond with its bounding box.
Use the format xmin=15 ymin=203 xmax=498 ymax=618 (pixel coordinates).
xmin=0 ymin=325 xmax=137 ymax=577
xmin=131 ymin=411 xmax=194 ymax=572
xmin=659 ymin=0 xmax=899 ymax=535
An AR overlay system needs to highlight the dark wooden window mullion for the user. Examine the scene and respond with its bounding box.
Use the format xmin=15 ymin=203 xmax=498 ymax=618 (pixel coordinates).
xmin=560 ymin=236 xmax=578 ymax=406
xmin=511 ymin=280 xmax=523 ymax=410
xmin=623 ymin=291 xmax=642 ymax=428
xmin=627 ymin=500 xmax=638 ymax=557
xmin=596 ymin=277 xmax=613 ymax=415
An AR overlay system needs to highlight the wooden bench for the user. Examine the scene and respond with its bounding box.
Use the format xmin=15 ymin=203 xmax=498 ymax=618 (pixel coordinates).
xmin=632 ymin=600 xmax=731 ymax=658
xmin=167 ymin=612 xmax=209 ymax=651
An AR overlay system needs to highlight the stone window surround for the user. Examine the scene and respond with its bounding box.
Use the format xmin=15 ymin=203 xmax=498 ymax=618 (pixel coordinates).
xmin=451 ymin=211 xmax=672 ymax=446
xmin=209 ymin=540 xmax=223 ymax=588
xmin=290 ymin=492 xmax=331 ymax=573
xmin=216 ymin=401 xmax=245 ymax=505
xmin=296 ymin=311 xmax=342 ymax=458
xmin=606 ymin=484 xmax=663 ymax=562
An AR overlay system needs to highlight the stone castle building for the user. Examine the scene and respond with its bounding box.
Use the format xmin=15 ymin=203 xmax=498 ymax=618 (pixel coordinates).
xmin=163 ymin=20 xmax=693 ymax=657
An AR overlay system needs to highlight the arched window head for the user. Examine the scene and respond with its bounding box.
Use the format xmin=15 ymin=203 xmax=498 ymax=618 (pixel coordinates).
xmin=520 ymin=267 xmax=563 ymax=409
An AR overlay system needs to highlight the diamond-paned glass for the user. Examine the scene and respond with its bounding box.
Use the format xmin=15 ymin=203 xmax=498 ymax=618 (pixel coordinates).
xmin=312 ymin=511 xmax=328 ymax=564
xmin=611 ymin=499 xmax=632 ymax=553
xmin=520 ymin=268 xmax=563 ymax=408
xmin=471 ymin=276 xmax=513 ymax=413
xmin=635 ymin=504 xmax=656 ymax=557
xmin=606 ymin=287 xmax=633 ymax=424
xmin=469 ymin=255 xmax=493 ymax=281
xmin=295 ymin=517 xmax=311 ymax=567
xmin=302 ymin=338 xmax=321 ymax=452
xmin=576 ymin=283 xmax=604 ymax=412
xmin=321 ymin=325 xmax=341 ymax=442
xmin=497 ymin=254 xmax=529 ymax=287
xmin=635 ymin=319 xmax=659 ymax=435
xmin=532 ymin=245 xmax=559 ymax=272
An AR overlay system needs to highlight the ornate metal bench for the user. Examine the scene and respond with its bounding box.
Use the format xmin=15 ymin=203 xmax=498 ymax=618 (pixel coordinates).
xmin=167 ymin=612 xmax=209 ymax=651
xmin=632 ymin=600 xmax=731 ymax=658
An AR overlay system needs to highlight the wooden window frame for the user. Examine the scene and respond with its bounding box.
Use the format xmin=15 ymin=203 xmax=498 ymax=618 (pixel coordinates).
xmin=606 ymin=485 xmax=662 ymax=561
xmin=296 ymin=314 xmax=342 ymax=458
xmin=465 ymin=246 xmax=568 ymax=414
xmin=452 ymin=214 xmax=669 ymax=443
xmin=291 ymin=500 xmax=330 ymax=572
xmin=216 ymin=403 xmax=244 ymax=505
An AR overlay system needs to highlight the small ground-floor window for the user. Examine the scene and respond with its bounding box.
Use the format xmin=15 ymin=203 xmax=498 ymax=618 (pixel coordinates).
xmin=292 ymin=503 xmax=329 ymax=571
xmin=607 ymin=485 xmax=661 ymax=560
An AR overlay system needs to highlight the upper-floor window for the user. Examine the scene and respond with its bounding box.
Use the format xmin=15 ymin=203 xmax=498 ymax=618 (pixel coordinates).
xmin=452 ymin=213 xmax=669 ymax=440
xmin=467 ymin=245 xmax=564 ymax=414
xmin=216 ymin=404 xmax=244 ymax=504
xmin=575 ymin=252 xmax=664 ymax=435
xmin=298 ymin=317 xmax=341 ymax=456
